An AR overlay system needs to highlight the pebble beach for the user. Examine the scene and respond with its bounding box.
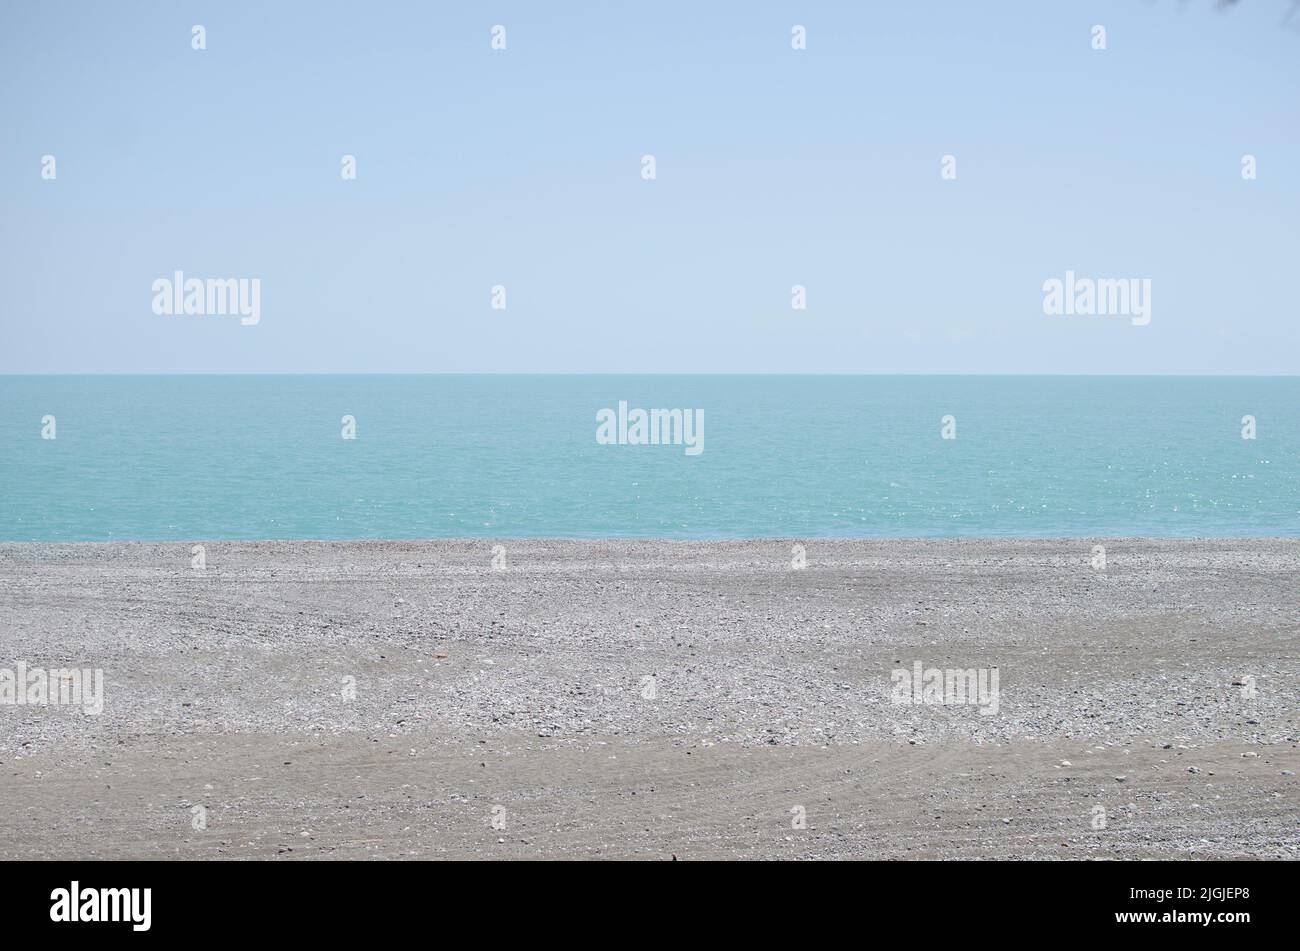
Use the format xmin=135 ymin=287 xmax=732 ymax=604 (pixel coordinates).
xmin=0 ymin=538 xmax=1296 ymax=859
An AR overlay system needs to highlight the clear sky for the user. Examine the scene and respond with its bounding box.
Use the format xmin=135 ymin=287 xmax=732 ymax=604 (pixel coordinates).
xmin=1 ymin=0 xmax=1297 ymax=374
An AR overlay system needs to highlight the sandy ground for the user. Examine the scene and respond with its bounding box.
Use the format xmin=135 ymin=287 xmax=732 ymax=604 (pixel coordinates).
xmin=0 ymin=538 xmax=1296 ymax=860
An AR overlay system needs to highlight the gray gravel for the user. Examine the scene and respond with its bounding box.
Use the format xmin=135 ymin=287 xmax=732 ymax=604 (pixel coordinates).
xmin=0 ymin=538 xmax=1296 ymax=859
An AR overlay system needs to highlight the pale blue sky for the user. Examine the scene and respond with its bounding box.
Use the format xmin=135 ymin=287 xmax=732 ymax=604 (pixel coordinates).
xmin=1 ymin=0 xmax=1297 ymax=373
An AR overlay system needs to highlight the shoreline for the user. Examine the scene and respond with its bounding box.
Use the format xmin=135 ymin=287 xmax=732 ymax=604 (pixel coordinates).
xmin=2 ymin=538 xmax=1296 ymax=859
xmin=4 ymin=535 xmax=1298 ymax=545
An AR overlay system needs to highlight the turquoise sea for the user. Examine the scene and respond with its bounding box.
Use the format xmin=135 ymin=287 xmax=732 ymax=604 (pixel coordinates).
xmin=1 ymin=375 xmax=1296 ymax=541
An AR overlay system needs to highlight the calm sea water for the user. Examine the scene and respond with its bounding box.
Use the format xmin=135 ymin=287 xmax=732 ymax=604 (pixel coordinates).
xmin=1 ymin=375 xmax=1296 ymax=541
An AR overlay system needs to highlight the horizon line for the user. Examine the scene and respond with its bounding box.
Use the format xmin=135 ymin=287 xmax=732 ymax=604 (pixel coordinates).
xmin=3 ymin=371 xmax=1300 ymax=378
